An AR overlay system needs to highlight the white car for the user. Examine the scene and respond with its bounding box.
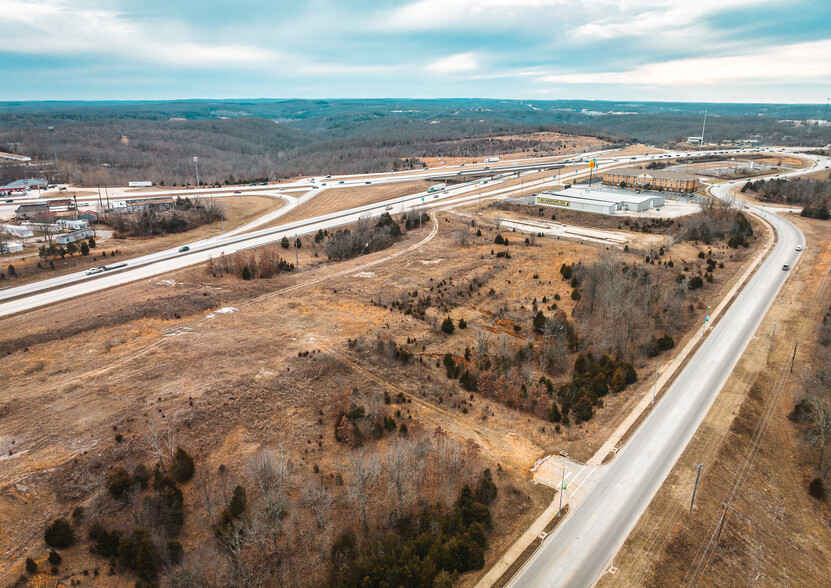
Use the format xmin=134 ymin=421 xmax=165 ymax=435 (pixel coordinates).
xmin=86 ymin=266 xmax=106 ymax=275
xmin=385 ymin=205 xmax=393 ymax=210
xmin=796 ymin=245 xmax=803 ymax=251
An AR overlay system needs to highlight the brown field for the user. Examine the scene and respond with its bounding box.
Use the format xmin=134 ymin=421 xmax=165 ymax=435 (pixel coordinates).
xmin=597 ymin=214 xmax=831 ymax=588
xmin=262 ymin=180 xmax=433 ymax=227
xmin=1 ymin=196 xmax=283 ymax=287
xmin=0 ymin=193 xmax=765 ymax=584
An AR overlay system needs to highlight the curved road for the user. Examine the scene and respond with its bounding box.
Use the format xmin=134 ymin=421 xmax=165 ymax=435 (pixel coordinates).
xmin=508 ymin=152 xmax=829 ymax=587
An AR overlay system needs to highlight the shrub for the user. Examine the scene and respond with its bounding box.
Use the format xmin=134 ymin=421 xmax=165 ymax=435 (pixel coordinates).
xmin=168 ymin=541 xmax=184 ymax=565
xmin=26 ymin=557 xmax=37 ymax=574
xmin=458 ymin=317 xmax=467 ymax=329
xmin=89 ymin=523 xmax=122 ymax=558
xmin=475 ymin=469 xmax=498 ymax=505
xmin=549 ymin=402 xmax=562 ymax=423
xmin=44 ymin=518 xmax=74 ymax=548
xmin=533 ymin=310 xmax=546 ymax=333
xmin=80 ymin=242 xmax=90 ymax=255
xmin=171 ymin=447 xmax=195 ymax=483
xmin=280 ymin=236 xmax=290 ymax=249
xmin=106 ymin=467 xmax=133 ymax=500
xmin=441 ymin=316 xmax=455 ymax=334
xmin=241 ymin=265 xmax=251 ymax=280
xmin=809 ymin=477 xmax=826 ymax=500
xmin=459 ymin=370 xmax=477 ymax=391
xmin=48 ymin=550 xmax=62 ymax=565
xmin=688 ymin=276 xmax=704 ymax=290
xmin=494 ymin=234 xmax=504 ymax=245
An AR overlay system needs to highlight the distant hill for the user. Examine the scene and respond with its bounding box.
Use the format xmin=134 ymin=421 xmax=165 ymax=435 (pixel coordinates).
xmin=1 ymin=99 xmax=828 ymax=186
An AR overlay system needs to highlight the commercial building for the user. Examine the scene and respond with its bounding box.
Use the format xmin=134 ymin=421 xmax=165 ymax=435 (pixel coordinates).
xmin=14 ymin=203 xmax=49 ymax=219
xmin=535 ymin=186 xmax=665 ymax=215
xmin=602 ymin=167 xmax=700 ymax=193
xmin=56 ymin=228 xmax=94 ymax=244
xmin=2 ymin=178 xmax=47 ymax=191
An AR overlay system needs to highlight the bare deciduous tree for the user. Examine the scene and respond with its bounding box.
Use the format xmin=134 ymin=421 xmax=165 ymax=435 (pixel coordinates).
xmin=302 ymin=479 xmax=334 ymax=531
xmin=385 ymin=438 xmax=415 ymax=509
xmin=808 ymin=396 xmax=831 ymax=477
xmin=343 ymin=447 xmax=381 ymax=530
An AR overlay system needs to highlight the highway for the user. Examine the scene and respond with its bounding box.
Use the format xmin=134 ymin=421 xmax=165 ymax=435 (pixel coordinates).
xmin=508 ymin=151 xmax=830 ymax=587
xmin=0 ymin=147 xmax=816 ymax=319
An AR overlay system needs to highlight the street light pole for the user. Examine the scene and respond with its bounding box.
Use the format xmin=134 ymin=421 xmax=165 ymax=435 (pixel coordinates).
xmin=558 ymin=465 xmax=568 ymax=516
xmin=193 ymin=156 xmax=200 ymax=189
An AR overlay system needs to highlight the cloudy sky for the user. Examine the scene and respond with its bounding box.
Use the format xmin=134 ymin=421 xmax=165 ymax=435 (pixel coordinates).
xmin=1 ymin=0 xmax=829 ymax=102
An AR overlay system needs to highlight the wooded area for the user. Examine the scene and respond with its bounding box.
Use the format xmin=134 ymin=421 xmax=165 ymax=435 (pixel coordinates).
xmin=2 ymin=99 xmax=828 ymax=187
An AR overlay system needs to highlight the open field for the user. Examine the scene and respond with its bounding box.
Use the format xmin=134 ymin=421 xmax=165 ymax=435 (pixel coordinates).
xmin=0 ymin=196 xmax=284 ymax=287
xmin=596 ymin=213 xmax=831 ymax=588
xmin=0 ymin=193 xmax=766 ymax=584
xmin=258 ymin=180 xmax=433 ymax=227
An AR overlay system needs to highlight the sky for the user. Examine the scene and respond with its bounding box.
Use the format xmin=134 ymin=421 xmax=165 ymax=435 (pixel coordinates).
xmin=1 ymin=0 xmax=830 ymax=103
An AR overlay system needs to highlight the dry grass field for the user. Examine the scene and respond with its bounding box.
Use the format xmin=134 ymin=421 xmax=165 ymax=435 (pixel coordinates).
xmin=0 ymin=196 xmax=766 ymax=585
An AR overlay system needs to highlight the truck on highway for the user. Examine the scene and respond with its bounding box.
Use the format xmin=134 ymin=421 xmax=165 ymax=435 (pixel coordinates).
xmin=484 ymin=157 xmax=500 ymax=163
xmin=128 ymin=181 xmax=153 ymax=188
xmin=428 ymin=183 xmax=446 ymax=193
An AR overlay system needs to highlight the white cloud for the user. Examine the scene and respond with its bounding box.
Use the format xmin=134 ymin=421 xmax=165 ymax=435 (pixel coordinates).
xmin=428 ymin=52 xmax=479 ymax=74
xmin=538 ymin=39 xmax=831 ymax=86
xmin=0 ymin=0 xmax=279 ymax=67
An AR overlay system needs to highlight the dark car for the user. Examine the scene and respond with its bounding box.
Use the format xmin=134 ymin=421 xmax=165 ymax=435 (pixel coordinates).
xmin=782 ymin=264 xmax=790 ymax=271
xmin=179 ymin=246 xmax=190 ymax=252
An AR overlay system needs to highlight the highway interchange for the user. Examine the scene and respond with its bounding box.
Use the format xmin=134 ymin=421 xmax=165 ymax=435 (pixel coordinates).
xmin=2 ymin=145 xmax=829 ymax=587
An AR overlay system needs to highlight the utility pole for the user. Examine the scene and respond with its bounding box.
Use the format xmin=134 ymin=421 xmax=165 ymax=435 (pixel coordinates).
xmin=193 ymin=156 xmax=200 ymax=189
xmin=790 ymin=340 xmax=799 ymax=372
xmin=558 ymin=465 xmax=568 ymax=516
xmin=294 ymin=233 xmax=299 ymax=268
xmin=73 ymin=195 xmax=78 ymax=220
xmin=653 ymin=364 xmax=659 ymax=404
xmin=766 ymin=323 xmax=778 ymax=364
xmin=690 ymin=464 xmax=705 ymax=514
xmin=48 ymin=126 xmax=59 ymax=174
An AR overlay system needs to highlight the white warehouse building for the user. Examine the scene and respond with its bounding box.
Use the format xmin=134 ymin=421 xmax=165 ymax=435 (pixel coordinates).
xmin=535 ymin=186 xmax=665 ymax=215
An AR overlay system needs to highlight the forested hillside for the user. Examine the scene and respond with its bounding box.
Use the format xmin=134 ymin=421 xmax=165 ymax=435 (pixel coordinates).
xmin=1 ymin=99 xmax=829 ymax=186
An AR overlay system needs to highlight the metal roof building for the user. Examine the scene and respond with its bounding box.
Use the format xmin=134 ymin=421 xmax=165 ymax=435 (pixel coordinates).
xmin=535 ymin=186 xmax=665 ymax=214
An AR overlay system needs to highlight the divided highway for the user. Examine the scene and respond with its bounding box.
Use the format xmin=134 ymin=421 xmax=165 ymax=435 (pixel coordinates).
xmin=508 ymin=153 xmax=829 ymax=587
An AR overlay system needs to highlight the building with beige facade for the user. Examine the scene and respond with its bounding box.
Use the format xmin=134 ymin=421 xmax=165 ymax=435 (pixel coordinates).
xmin=602 ymin=167 xmax=700 ymax=193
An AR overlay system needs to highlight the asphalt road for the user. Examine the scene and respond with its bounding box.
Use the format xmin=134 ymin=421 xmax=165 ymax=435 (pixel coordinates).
xmin=508 ymin=153 xmax=828 ymax=588
xmin=0 ymin=147 xmax=813 ymax=319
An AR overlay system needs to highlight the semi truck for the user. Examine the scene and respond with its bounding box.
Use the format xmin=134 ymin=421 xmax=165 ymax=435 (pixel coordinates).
xmin=484 ymin=157 xmax=500 ymax=163
xmin=428 ymin=183 xmax=446 ymax=193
